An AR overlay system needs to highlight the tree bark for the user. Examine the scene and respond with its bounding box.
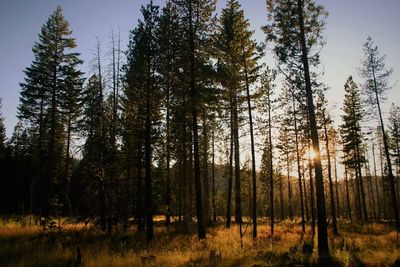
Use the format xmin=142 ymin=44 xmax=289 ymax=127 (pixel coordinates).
xmin=226 ymin=124 xmax=233 ymax=228
xmin=202 ymin=111 xmax=210 ymax=224
xmin=267 ymin=84 xmax=274 ymax=236
xmin=308 ymin=135 xmax=316 ymax=235
xmin=293 ymin=92 xmax=305 ymax=233
xmin=233 ymin=90 xmax=242 ymax=237
xmin=242 ymin=45 xmax=257 ymax=239
xmin=372 ymin=142 xmax=381 ymax=220
xmin=344 ymin=167 xmax=352 ymax=220
xmin=297 ymin=0 xmax=329 ymax=260
xmin=323 ymin=115 xmax=338 ymax=235
xmin=212 ymin=127 xmax=217 ymax=223
xmin=356 ymin=143 xmax=368 ymax=222
xmin=188 ymin=1 xmax=206 ymax=239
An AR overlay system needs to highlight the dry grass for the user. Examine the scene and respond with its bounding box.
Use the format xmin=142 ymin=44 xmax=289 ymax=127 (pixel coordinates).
xmin=0 ymin=217 xmax=399 ymax=266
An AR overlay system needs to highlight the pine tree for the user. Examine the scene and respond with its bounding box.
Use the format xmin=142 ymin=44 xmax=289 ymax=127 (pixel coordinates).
xmin=257 ymin=69 xmax=276 ymax=236
xmin=171 ymin=0 xmax=217 ymax=239
xmin=17 ymin=6 xmax=83 ymax=217
xmin=216 ymin=0 xmax=260 ymax=239
xmin=276 ymin=84 xmax=295 ymax=221
xmin=340 ymin=76 xmax=368 ymax=222
xmin=359 ymin=36 xmax=398 ymax=230
xmin=124 ymin=1 xmax=162 ymax=242
xmin=80 ymin=73 xmax=107 ymax=230
xmin=264 ymin=0 xmax=330 ymax=261
xmin=157 ymin=1 xmax=181 ymax=227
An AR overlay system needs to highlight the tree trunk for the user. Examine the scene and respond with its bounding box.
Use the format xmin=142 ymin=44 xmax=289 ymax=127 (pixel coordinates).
xmin=379 ymin=139 xmax=387 ymax=219
xmin=356 ymin=144 xmax=368 ymax=222
xmin=279 ymin=174 xmax=284 ymax=221
xmin=286 ymin=152 xmax=293 ymax=219
xmin=212 ymin=128 xmax=217 ymax=223
xmin=267 ymin=86 xmax=274 ymax=236
xmin=372 ymin=142 xmax=381 ymax=220
xmin=165 ymin=82 xmax=171 ymax=226
xmin=354 ymin=166 xmax=362 ymax=221
xmin=136 ymin=149 xmax=144 ymax=232
xmin=368 ymin=171 xmax=377 ymax=220
xmin=297 ymin=0 xmax=329 ymax=260
xmin=293 ymin=93 xmax=305 ymax=233
xmin=226 ymin=125 xmax=233 ymax=228
xmin=182 ymin=123 xmax=189 ymax=232
xmin=233 ymin=90 xmax=242 ymax=237
xmin=202 ymin=111 xmax=210 ymax=224
xmin=188 ymin=1 xmax=206 ymax=239
xmin=144 ymin=25 xmax=154 ymax=242
xmin=308 ymin=135 xmax=316 ymax=235
xmin=64 ymin=115 xmax=73 ymax=216
xmin=242 ymin=45 xmax=257 ymax=239
xmin=323 ymin=116 xmax=338 ymax=235
xmin=333 ymin=149 xmax=340 ymax=218
xmin=303 ymin=160 xmax=309 ymax=221
xmin=344 ymin=167 xmax=352 ymax=220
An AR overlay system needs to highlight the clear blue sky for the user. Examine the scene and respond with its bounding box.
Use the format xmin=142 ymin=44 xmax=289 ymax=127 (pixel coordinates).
xmin=0 ymin=0 xmax=399 ymax=138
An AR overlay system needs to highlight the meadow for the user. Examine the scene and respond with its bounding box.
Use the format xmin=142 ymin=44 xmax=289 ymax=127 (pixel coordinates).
xmin=0 ymin=217 xmax=399 ymax=267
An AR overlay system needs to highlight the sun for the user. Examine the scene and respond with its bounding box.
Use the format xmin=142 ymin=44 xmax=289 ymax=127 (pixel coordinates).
xmin=309 ymin=147 xmax=316 ymax=160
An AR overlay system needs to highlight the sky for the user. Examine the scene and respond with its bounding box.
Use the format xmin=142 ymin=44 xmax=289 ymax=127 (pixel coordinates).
xmin=0 ymin=0 xmax=399 ymax=141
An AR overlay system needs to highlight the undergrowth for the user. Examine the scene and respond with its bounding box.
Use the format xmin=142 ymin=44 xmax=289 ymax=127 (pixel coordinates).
xmin=0 ymin=217 xmax=399 ymax=266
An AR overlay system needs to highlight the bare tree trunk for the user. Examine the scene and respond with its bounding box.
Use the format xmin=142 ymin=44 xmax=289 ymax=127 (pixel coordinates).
xmin=202 ymin=112 xmax=210 ymax=224
xmin=267 ymin=86 xmax=274 ymax=236
xmin=182 ymin=124 xmax=189 ymax=232
xmin=293 ymin=93 xmax=305 ymax=232
xmin=226 ymin=126 xmax=233 ymax=228
xmin=379 ymin=139 xmax=387 ymax=219
xmin=144 ymin=25 xmax=154 ymax=242
xmin=279 ymin=174 xmax=284 ymax=221
xmin=372 ymin=142 xmax=381 ymax=220
xmin=365 ymin=159 xmax=377 ymax=220
xmin=233 ymin=91 xmax=242 ymax=237
xmin=165 ymin=83 xmax=171 ymax=227
xmin=136 ymin=153 xmax=144 ymax=232
xmin=344 ymin=167 xmax=352 ymax=220
xmin=354 ymin=167 xmax=362 ymax=221
xmin=323 ymin=116 xmax=338 ymax=235
xmin=333 ymin=149 xmax=340 ymax=218
xmin=308 ymin=136 xmax=316 ymax=235
xmin=303 ymin=160 xmax=309 ymax=221
xmin=64 ymin=115 xmax=73 ymax=216
xmin=188 ymin=126 xmax=194 ymax=220
xmin=356 ymin=144 xmax=368 ymax=222
xmin=286 ymin=153 xmax=293 ymax=219
xmin=212 ymin=127 xmax=217 ymax=223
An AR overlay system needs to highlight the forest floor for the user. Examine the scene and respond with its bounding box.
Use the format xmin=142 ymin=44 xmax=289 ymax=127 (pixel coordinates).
xmin=0 ymin=216 xmax=399 ymax=267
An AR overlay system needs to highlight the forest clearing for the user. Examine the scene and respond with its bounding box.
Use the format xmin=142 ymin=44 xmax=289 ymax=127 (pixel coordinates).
xmin=0 ymin=216 xmax=399 ymax=267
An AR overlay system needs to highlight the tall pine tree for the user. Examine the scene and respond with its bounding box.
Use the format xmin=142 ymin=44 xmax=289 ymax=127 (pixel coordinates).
xmin=18 ymin=6 xmax=83 ymax=217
